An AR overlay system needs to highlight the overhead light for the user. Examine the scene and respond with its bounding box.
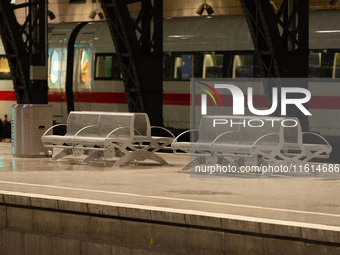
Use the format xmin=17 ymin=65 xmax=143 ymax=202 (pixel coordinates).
xmin=89 ymin=10 xmax=96 ymax=19
xmin=89 ymin=0 xmax=105 ymax=20
xmin=89 ymin=11 xmax=105 ymax=20
xmin=48 ymin=10 xmax=55 ymax=20
xmin=316 ymin=30 xmax=340 ymax=33
xmin=196 ymin=4 xmax=205 ymax=15
xmin=196 ymin=1 xmax=214 ymax=16
xmin=98 ymin=12 xmax=105 ymax=20
xmin=205 ymin=4 xmax=214 ymax=15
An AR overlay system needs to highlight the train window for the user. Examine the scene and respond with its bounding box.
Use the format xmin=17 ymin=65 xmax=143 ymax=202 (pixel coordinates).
xmin=95 ymin=54 xmax=112 ymax=79
xmin=333 ymin=53 xmax=340 ymax=78
xmin=309 ymin=53 xmax=321 ymax=78
xmin=173 ymin=54 xmax=192 ymax=81
xmin=203 ymin=54 xmax=223 ymax=78
xmin=0 ymin=56 xmax=11 ymax=79
xmin=232 ymin=54 xmax=254 ymax=78
xmin=80 ymin=49 xmax=89 ymax=84
xmin=94 ymin=53 xmax=120 ymax=80
xmin=173 ymin=56 xmax=182 ymax=80
xmin=50 ymin=51 xmax=60 ymax=84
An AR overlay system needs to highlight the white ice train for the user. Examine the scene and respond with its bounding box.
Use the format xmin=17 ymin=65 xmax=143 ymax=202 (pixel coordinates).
xmin=0 ymin=11 xmax=340 ymax=138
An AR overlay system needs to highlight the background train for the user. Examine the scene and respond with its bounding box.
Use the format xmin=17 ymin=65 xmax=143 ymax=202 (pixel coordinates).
xmin=0 ymin=10 xmax=340 ymax=139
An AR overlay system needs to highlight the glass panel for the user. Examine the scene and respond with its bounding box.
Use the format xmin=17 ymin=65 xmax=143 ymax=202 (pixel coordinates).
xmin=309 ymin=52 xmax=321 ymax=78
xmin=232 ymin=54 xmax=253 ymax=78
xmin=50 ymin=51 xmax=60 ymax=84
xmin=172 ymin=54 xmax=193 ymax=81
xmin=173 ymin=56 xmax=182 ymax=80
xmin=203 ymin=54 xmax=223 ymax=78
xmin=333 ymin=52 xmax=340 ymax=78
xmin=0 ymin=56 xmax=11 ymax=79
xmin=80 ymin=49 xmax=89 ymax=84
xmin=95 ymin=55 xmax=112 ymax=79
xmin=181 ymin=55 xmax=192 ymax=80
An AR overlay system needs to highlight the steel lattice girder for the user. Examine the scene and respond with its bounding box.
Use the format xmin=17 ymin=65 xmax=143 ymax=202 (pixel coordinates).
xmin=0 ymin=0 xmax=48 ymax=104
xmin=239 ymin=0 xmax=309 ymax=131
xmin=101 ymin=0 xmax=163 ymax=126
xmin=240 ymin=0 xmax=309 ymax=78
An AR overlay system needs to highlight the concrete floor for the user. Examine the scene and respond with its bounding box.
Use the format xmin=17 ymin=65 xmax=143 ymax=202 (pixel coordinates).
xmin=0 ymin=143 xmax=339 ymax=228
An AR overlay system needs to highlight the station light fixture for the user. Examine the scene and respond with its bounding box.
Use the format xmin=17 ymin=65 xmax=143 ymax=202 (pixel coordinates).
xmin=196 ymin=4 xmax=205 ymax=15
xmin=89 ymin=0 xmax=105 ymax=20
xmin=205 ymin=4 xmax=214 ymax=15
xmin=89 ymin=10 xmax=105 ymax=20
xmin=196 ymin=1 xmax=214 ymax=16
xmin=89 ymin=10 xmax=97 ymax=19
xmin=47 ymin=10 xmax=55 ymax=20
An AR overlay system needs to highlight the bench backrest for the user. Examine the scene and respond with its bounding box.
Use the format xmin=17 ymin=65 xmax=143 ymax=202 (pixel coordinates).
xmin=236 ymin=117 xmax=283 ymax=146
xmin=67 ymin=111 xmax=151 ymax=139
xmin=66 ymin=112 xmax=100 ymax=136
xmin=200 ymin=116 xmax=303 ymax=147
xmin=198 ymin=116 xmax=240 ymax=144
xmin=96 ymin=112 xmax=134 ymax=138
xmin=282 ymin=118 xmax=303 ymax=145
xmin=99 ymin=112 xmax=151 ymax=138
xmin=133 ymin=113 xmax=151 ymax=137
xmin=198 ymin=116 xmax=305 ymax=148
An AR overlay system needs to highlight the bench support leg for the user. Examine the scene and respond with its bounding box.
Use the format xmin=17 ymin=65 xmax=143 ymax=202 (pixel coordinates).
xmin=180 ymin=158 xmax=200 ymax=172
xmin=113 ymin=150 xmax=168 ymax=167
xmin=180 ymin=155 xmax=231 ymax=172
xmin=50 ymin=149 xmax=72 ymax=162
xmin=81 ymin=151 xmax=101 ymax=165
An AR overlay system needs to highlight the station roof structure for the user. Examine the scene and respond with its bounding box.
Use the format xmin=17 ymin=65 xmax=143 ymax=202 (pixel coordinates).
xmin=12 ymin=0 xmax=339 ymax=23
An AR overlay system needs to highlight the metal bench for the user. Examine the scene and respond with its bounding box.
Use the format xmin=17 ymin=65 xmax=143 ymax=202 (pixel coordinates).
xmin=171 ymin=116 xmax=239 ymax=168
xmin=172 ymin=115 xmax=332 ymax=174
xmin=41 ymin=111 xmax=172 ymax=166
xmin=281 ymin=120 xmax=332 ymax=164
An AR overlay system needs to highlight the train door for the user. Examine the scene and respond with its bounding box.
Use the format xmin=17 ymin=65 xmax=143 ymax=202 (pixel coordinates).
xmin=202 ymin=53 xmax=223 ymax=78
xmin=48 ymin=34 xmax=67 ymax=117
xmin=74 ymin=33 xmax=94 ymax=111
xmin=173 ymin=54 xmax=193 ymax=80
xmin=232 ymin=54 xmax=254 ymax=78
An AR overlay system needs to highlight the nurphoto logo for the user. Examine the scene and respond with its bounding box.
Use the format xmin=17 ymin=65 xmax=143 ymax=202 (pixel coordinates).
xmin=199 ymin=83 xmax=311 ymax=116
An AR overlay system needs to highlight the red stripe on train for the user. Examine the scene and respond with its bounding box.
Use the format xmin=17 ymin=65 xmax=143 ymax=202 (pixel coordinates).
xmin=163 ymin=93 xmax=190 ymax=105
xmin=309 ymin=96 xmax=340 ymax=110
xmin=0 ymin=91 xmax=16 ymax=101
xmin=74 ymin=92 xmax=128 ymax=104
xmin=2 ymin=91 xmax=340 ymax=110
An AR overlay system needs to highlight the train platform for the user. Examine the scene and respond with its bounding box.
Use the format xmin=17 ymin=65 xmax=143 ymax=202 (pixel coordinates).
xmin=0 ymin=142 xmax=340 ymax=227
xmin=1 ymin=143 xmax=340 ymax=254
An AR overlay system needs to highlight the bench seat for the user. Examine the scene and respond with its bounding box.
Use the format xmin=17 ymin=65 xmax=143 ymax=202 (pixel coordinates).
xmin=172 ymin=115 xmax=332 ymax=176
xmin=42 ymin=111 xmax=174 ymax=166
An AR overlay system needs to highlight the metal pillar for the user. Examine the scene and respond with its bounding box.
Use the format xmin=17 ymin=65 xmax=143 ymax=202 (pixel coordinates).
xmin=0 ymin=0 xmax=48 ymax=104
xmin=240 ymin=0 xmax=309 ymax=131
xmin=101 ymin=0 xmax=163 ymax=126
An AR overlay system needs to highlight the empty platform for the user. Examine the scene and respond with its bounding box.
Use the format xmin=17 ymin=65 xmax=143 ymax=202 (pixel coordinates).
xmin=0 ymin=143 xmax=339 ymax=254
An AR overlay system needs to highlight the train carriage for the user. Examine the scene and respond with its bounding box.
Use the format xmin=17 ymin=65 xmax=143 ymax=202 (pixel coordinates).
xmin=0 ymin=10 xmax=340 ymax=138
